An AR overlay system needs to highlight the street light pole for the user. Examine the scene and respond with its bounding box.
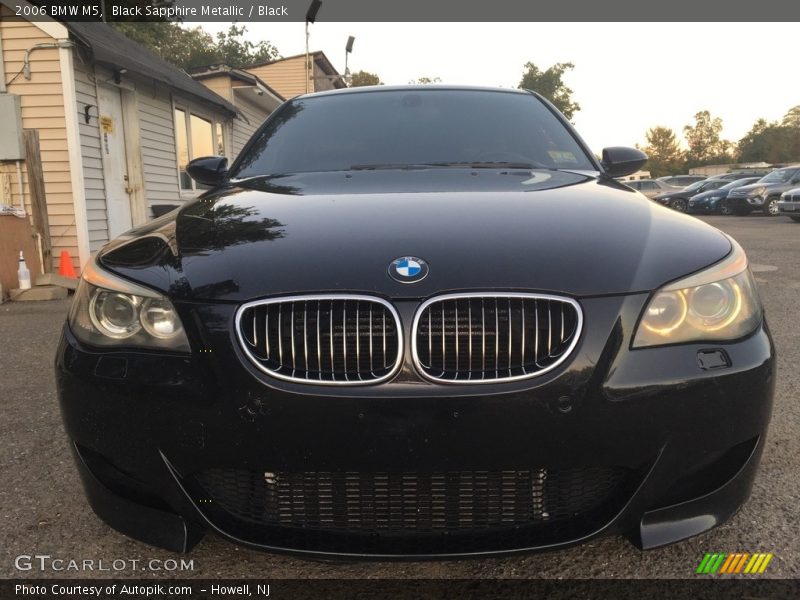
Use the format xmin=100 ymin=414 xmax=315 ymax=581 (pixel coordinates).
xmin=305 ymin=21 xmax=309 ymax=94
xmin=305 ymin=0 xmax=322 ymax=94
xmin=345 ymin=36 xmax=355 ymax=86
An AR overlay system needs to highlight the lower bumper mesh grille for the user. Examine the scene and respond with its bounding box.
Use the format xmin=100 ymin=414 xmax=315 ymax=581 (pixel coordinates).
xmin=192 ymin=466 xmax=636 ymax=552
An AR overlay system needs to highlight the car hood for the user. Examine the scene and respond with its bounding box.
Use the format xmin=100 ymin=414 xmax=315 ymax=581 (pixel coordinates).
xmin=731 ymin=183 xmax=766 ymax=195
xmin=653 ymin=190 xmax=688 ymax=201
xmin=99 ymin=170 xmax=732 ymax=301
xmin=691 ymin=189 xmax=726 ymax=202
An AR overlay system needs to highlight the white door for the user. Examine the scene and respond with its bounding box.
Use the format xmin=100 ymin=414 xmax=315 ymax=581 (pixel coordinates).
xmin=97 ymin=83 xmax=133 ymax=238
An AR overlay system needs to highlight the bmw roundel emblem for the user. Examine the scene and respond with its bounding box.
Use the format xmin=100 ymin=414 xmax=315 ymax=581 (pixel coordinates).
xmin=389 ymin=256 xmax=429 ymax=283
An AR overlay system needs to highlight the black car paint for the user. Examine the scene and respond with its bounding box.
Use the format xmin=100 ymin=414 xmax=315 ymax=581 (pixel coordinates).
xmin=687 ymin=178 xmax=760 ymax=215
xmin=652 ymin=180 xmax=728 ymax=211
xmin=56 ymin=288 xmax=775 ymax=556
xmin=56 ymin=87 xmax=774 ymax=558
xmin=99 ymin=171 xmax=731 ymax=302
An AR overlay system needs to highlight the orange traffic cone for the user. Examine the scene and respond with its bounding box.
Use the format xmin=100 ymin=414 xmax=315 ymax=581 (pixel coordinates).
xmin=59 ymin=250 xmax=77 ymax=278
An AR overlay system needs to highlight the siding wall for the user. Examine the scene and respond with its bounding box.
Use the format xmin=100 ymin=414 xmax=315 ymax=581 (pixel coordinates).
xmin=231 ymin=91 xmax=268 ymax=157
xmin=73 ymin=57 xmax=107 ymax=252
xmin=0 ymin=12 xmax=78 ymax=273
xmin=196 ymin=74 xmax=232 ymax=102
xmin=247 ymin=56 xmax=307 ymax=99
xmin=138 ymin=83 xmax=233 ymax=213
xmin=136 ymin=81 xmax=181 ymax=210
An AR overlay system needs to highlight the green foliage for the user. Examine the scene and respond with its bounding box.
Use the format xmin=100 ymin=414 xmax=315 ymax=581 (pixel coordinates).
xmin=349 ymin=70 xmax=382 ymax=87
xmin=782 ymin=105 xmax=800 ymax=128
xmin=518 ymin=62 xmax=580 ymax=122
xmin=640 ymin=126 xmax=685 ymax=177
xmin=737 ymin=116 xmax=800 ymax=164
xmin=641 ymin=104 xmax=800 ymax=171
xmin=214 ymin=25 xmax=280 ymax=68
xmin=683 ymin=111 xmax=734 ymax=167
xmin=111 ymin=23 xmax=279 ymax=70
xmin=409 ymin=76 xmax=442 ymax=84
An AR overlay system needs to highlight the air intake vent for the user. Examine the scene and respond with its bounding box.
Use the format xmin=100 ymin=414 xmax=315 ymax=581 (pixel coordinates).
xmin=236 ymin=296 xmax=402 ymax=385
xmin=412 ymin=293 xmax=581 ymax=383
xmin=193 ymin=466 xmax=634 ymax=534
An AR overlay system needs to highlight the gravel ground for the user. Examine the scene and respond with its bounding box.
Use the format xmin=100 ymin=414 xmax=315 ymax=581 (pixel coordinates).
xmin=0 ymin=214 xmax=797 ymax=580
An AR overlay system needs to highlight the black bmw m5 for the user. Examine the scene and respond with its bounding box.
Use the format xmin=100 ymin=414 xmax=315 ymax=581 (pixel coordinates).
xmin=56 ymin=86 xmax=775 ymax=558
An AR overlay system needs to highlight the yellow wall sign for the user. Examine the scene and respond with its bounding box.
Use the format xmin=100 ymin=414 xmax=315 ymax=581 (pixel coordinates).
xmin=100 ymin=116 xmax=114 ymax=134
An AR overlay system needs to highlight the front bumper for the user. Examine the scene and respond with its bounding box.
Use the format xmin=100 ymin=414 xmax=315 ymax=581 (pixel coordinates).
xmin=778 ymin=198 xmax=800 ymax=215
xmin=687 ymin=199 xmax=719 ymax=214
xmin=728 ymin=195 xmax=764 ymax=211
xmin=55 ymin=294 xmax=776 ymax=558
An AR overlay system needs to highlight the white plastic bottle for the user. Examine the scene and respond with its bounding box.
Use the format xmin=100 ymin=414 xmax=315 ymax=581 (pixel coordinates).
xmin=17 ymin=251 xmax=31 ymax=290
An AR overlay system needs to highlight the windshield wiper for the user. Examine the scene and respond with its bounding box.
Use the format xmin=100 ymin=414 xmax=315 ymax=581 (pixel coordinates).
xmin=349 ymin=161 xmax=543 ymax=171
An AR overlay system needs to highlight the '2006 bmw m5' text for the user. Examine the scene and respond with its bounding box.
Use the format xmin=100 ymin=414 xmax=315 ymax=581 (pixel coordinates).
xmin=56 ymin=86 xmax=775 ymax=558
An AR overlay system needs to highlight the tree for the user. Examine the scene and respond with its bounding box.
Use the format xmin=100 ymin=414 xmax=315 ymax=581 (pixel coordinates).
xmin=640 ymin=126 xmax=684 ymax=177
xmin=782 ymin=105 xmax=800 ymax=129
xmin=683 ymin=110 xmax=733 ymax=167
xmin=518 ymin=62 xmax=580 ymax=121
xmin=213 ymin=25 xmax=280 ymax=67
xmin=409 ymin=76 xmax=441 ymax=84
xmin=349 ymin=70 xmax=382 ymax=87
xmin=111 ymin=23 xmax=279 ymax=70
xmin=738 ymin=117 xmax=800 ymax=164
xmin=736 ymin=118 xmax=771 ymax=163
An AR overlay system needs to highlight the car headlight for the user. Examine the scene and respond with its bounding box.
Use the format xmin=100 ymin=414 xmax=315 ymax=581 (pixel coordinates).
xmin=633 ymin=239 xmax=762 ymax=348
xmin=68 ymin=254 xmax=190 ymax=351
xmin=748 ymin=186 xmax=765 ymax=197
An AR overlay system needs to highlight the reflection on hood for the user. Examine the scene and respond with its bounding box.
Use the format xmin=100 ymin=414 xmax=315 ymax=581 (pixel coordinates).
xmin=233 ymin=168 xmax=595 ymax=196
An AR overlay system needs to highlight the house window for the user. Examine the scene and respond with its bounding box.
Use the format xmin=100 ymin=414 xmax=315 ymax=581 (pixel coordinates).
xmin=175 ymin=108 xmax=226 ymax=192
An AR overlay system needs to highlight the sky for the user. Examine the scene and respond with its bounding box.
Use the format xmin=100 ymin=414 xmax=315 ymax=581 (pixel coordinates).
xmin=197 ymin=22 xmax=798 ymax=154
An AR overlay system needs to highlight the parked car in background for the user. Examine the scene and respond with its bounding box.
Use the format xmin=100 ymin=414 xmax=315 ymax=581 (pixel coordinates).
xmin=726 ymin=166 xmax=800 ymax=216
xmin=653 ymin=179 xmax=729 ymax=212
xmin=687 ymin=177 xmax=761 ymax=215
xmin=623 ymin=179 xmax=679 ymax=198
xmin=777 ymin=187 xmax=800 ymax=222
xmin=707 ymin=171 xmax=772 ymax=182
xmin=657 ymin=175 xmax=706 ymax=187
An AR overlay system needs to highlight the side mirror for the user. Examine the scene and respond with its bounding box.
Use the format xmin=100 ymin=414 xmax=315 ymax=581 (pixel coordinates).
xmin=186 ymin=156 xmax=228 ymax=187
xmin=601 ymin=147 xmax=648 ymax=179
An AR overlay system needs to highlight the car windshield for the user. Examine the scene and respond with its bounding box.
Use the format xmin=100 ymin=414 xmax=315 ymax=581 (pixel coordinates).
xmin=683 ymin=180 xmax=706 ymax=192
xmin=695 ymin=180 xmax=725 ymax=192
xmin=231 ymin=89 xmax=596 ymax=178
xmin=759 ymin=168 xmax=796 ymax=183
xmin=722 ymin=178 xmax=757 ymax=190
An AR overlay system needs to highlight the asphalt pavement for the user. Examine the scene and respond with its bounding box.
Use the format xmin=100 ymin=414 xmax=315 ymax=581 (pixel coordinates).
xmin=0 ymin=214 xmax=797 ymax=580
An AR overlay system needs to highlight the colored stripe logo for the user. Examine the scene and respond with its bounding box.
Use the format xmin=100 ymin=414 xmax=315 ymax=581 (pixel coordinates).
xmin=697 ymin=552 xmax=774 ymax=574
